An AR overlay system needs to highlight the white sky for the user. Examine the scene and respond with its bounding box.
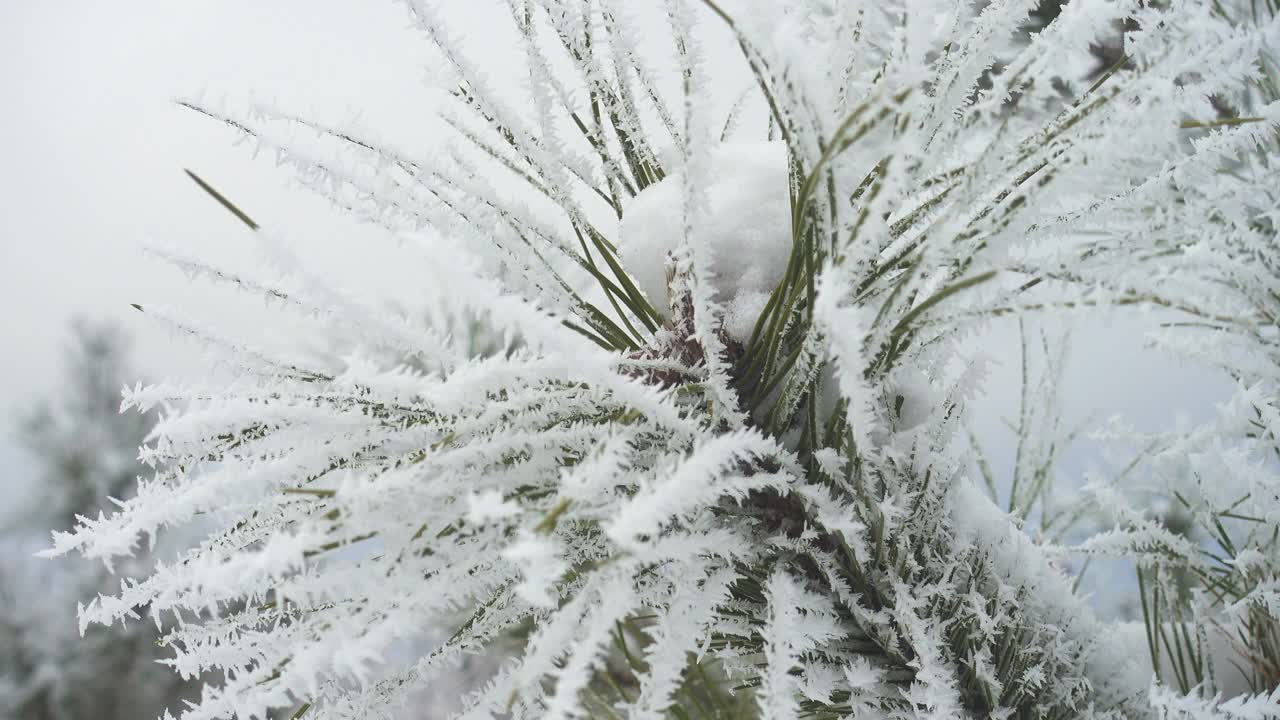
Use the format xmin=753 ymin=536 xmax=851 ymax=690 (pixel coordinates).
xmin=0 ymin=0 xmax=1239 ymax=607
xmin=0 ymin=1 xmax=431 ymax=473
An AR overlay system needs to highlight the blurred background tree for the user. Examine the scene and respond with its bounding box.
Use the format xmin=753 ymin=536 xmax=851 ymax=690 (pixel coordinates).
xmin=0 ymin=320 xmax=192 ymax=720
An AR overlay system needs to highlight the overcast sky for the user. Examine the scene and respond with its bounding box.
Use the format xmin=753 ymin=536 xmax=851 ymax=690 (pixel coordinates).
xmin=0 ymin=1 xmax=431 ymax=473
xmin=0 ymin=0 xmax=1240 ymax=607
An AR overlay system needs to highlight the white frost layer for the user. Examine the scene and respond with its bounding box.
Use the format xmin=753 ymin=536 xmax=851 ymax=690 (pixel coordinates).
xmin=618 ymin=141 xmax=792 ymax=343
xmin=952 ymin=481 xmax=1262 ymax=702
xmin=950 ymin=480 xmax=1154 ymax=703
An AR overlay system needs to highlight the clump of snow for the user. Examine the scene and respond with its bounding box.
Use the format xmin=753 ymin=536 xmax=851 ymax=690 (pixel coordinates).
xmin=724 ymin=289 xmax=771 ymax=345
xmin=618 ymin=140 xmax=792 ymax=343
xmin=888 ymin=366 xmax=939 ymax=432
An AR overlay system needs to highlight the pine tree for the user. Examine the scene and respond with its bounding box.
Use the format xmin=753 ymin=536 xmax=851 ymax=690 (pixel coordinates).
xmin=0 ymin=322 xmax=192 ymax=720
xmin=42 ymin=2 xmax=1280 ymax=718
